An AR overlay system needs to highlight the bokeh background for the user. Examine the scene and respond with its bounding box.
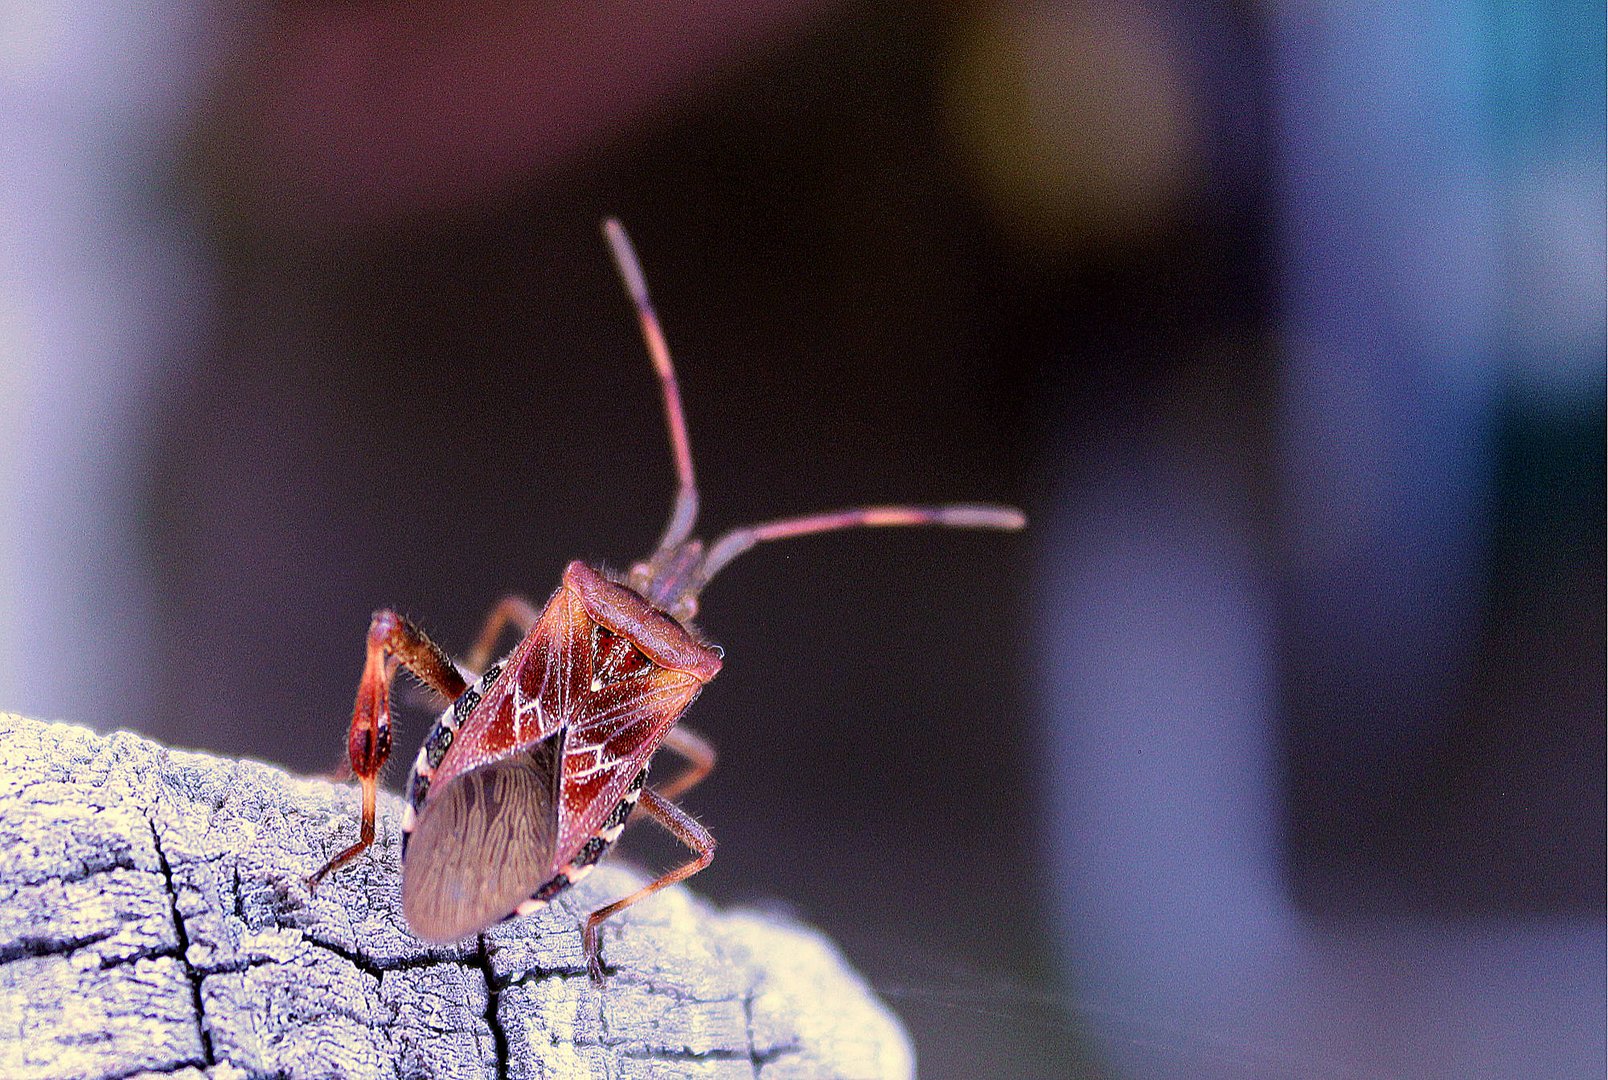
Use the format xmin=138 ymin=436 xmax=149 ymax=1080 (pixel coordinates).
xmin=2 ymin=3 xmax=1602 ymax=1078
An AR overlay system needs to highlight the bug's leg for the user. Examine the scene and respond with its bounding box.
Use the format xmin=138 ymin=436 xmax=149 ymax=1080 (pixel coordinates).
xmin=401 ymin=593 xmax=536 ymax=709
xmin=308 ymin=610 xmax=467 ymax=888
xmin=582 ymin=786 xmax=715 ymax=984
xmin=463 ymin=593 xmax=541 ymax=674
xmin=650 ymin=725 xmax=716 ymax=802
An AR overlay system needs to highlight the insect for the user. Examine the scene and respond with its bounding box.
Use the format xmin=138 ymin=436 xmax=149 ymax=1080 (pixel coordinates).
xmin=308 ymin=219 xmax=1025 ymax=982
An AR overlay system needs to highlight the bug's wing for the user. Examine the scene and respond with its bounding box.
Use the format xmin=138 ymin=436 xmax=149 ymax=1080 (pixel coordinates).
xmin=408 ymin=571 xmax=711 ymax=936
xmin=402 ymin=734 xmax=562 ymax=942
xmin=430 ymin=584 xmax=586 ymax=791
xmin=555 ymin=667 xmax=705 ymax=856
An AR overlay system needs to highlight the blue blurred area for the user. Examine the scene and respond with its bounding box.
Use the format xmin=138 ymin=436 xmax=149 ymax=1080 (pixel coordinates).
xmin=1042 ymin=3 xmax=1603 ymax=1078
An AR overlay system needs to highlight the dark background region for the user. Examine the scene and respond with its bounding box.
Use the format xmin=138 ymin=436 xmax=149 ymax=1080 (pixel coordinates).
xmin=153 ymin=11 xmax=1077 ymax=1076
xmin=6 ymin=3 xmax=1601 ymax=1078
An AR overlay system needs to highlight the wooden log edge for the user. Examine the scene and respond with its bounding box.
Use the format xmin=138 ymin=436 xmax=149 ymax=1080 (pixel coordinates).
xmin=0 ymin=714 xmax=914 ymax=1080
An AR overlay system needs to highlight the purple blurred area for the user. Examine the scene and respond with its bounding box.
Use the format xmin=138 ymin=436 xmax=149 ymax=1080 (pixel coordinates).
xmin=2 ymin=3 xmax=1601 ymax=1078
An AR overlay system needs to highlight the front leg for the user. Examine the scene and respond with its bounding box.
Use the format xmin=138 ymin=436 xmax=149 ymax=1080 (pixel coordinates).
xmin=309 ymin=609 xmax=467 ymax=887
xmin=398 ymin=593 xmax=539 ymax=710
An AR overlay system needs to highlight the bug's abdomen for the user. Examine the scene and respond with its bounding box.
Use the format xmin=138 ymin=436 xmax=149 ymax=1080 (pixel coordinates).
xmin=400 ymin=661 xmax=506 ymax=851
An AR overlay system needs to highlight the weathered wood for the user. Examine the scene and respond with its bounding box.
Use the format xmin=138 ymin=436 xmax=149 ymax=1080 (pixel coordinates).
xmin=0 ymin=714 xmax=913 ymax=1080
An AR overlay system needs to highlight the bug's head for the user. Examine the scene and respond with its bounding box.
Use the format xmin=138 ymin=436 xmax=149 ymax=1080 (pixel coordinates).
xmin=627 ymin=539 xmax=705 ymax=623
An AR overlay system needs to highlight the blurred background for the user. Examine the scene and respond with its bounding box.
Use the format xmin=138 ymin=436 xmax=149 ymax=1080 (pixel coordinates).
xmin=1 ymin=2 xmax=1601 ymax=1077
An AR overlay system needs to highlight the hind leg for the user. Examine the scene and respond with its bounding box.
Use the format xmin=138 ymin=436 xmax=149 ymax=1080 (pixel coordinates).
xmin=581 ymin=785 xmax=715 ymax=983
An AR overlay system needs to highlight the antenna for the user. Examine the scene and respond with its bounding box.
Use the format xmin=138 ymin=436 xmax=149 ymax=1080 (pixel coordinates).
xmin=603 ymin=217 xmax=1026 ymax=620
xmin=604 ymin=219 xmax=699 ymax=553
xmin=696 ymin=503 xmax=1026 ymax=592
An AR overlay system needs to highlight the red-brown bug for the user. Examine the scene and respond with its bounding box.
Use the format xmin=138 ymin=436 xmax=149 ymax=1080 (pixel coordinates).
xmin=309 ymin=219 xmax=1025 ymax=982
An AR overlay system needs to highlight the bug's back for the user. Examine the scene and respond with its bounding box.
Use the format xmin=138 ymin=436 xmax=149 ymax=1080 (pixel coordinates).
xmin=400 ymin=561 xmax=722 ymax=942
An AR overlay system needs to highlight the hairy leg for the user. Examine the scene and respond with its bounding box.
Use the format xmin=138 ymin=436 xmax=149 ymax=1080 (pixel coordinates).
xmin=581 ymin=785 xmax=715 ymax=983
xmin=309 ymin=610 xmax=467 ymax=887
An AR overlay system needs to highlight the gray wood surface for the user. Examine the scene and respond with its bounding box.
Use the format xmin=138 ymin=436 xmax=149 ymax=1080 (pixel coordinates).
xmin=0 ymin=714 xmax=913 ymax=1080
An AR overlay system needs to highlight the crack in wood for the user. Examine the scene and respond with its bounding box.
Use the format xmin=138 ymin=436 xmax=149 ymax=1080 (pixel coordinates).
xmin=100 ymin=1056 xmax=209 ymax=1080
xmin=0 ymin=927 xmax=120 ymax=966
xmin=146 ymin=817 xmax=216 ymax=1069
xmin=0 ymin=852 xmax=146 ymax=893
xmin=300 ymin=934 xmax=463 ymax=981
xmin=474 ymin=936 xmax=510 ymax=1080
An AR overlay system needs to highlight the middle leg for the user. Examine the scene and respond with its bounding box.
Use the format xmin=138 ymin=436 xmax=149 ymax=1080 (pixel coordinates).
xmin=651 ymin=724 xmax=716 ymax=802
xmin=581 ymin=785 xmax=715 ymax=983
xmin=464 ymin=593 xmax=541 ymax=674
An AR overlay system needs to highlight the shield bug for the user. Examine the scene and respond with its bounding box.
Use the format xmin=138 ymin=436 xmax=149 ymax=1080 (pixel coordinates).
xmin=309 ymin=219 xmax=1025 ymax=982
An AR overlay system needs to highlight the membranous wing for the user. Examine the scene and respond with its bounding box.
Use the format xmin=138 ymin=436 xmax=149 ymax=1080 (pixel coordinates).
xmin=403 ymin=733 xmax=562 ymax=942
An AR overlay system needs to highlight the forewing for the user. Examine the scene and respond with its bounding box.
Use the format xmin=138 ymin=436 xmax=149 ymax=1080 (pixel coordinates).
xmin=430 ymin=586 xmax=588 ymax=792
xmin=556 ymin=667 xmax=705 ymax=856
xmin=420 ymin=572 xmax=715 ymax=899
xmin=402 ymin=734 xmax=562 ymax=942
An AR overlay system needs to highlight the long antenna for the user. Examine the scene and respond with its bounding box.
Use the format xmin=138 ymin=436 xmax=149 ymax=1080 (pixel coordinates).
xmin=604 ymin=219 xmax=699 ymax=552
xmin=696 ymin=503 xmax=1026 ymax=591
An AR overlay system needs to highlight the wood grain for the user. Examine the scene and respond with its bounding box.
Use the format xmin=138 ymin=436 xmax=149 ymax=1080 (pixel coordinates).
xmin=0 ymin=714 xmax=912 ymax=1080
